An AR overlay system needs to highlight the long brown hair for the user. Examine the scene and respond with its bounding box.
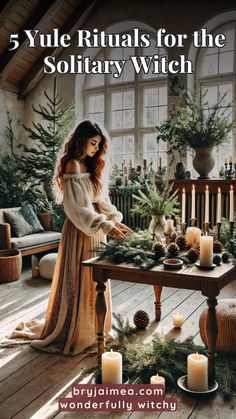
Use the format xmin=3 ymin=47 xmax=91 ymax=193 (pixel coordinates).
xmin=54 ymin=120 xmax=108 ymax=201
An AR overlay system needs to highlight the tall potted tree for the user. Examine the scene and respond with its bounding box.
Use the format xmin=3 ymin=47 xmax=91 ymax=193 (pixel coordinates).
xmin=156 ymin=91 xmax=233 ymax=179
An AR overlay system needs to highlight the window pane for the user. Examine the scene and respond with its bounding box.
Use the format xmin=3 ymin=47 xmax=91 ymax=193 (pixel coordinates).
xmin=219 ymin=51 xmax=234 ymax=73
xmin=143 ymin=133 xmax=167 ymax=170
xmin=143 ymin=86 xmax=167 ymax=127
xmin=111 ymin=90 xmax=134 ymax=129
xmin=142 ymin=38 xmax=168 ymax=79
xmin=88 ymin=95 xmax=104 ymax=125
xmin=111 ymin=135 xmax=134 ymax=165
xmin=109 ymin=46 xmax=135 ymax=83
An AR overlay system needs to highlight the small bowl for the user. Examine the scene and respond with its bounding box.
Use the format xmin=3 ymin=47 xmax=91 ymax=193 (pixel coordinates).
xmin=163 ymin=258 xmax=183 ymax=270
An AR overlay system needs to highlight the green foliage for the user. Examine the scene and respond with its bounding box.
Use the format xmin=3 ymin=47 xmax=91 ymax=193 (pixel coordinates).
xmin=0 ymin=154 xmax=44 ymax=208
xmin=156 ymin=90 xmax=234 ymax=161
xmin=131 ymin=181 xmax=179 ymax=217
xmin=16 ymin=78 xmax=74 ymax=189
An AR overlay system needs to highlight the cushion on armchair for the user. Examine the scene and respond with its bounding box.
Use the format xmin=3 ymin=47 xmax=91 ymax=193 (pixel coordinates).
xmin=4 ymin=209 xmax=33 ymax=237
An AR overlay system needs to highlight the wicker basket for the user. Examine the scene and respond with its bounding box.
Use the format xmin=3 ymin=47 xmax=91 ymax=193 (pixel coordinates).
xmin=0 ymin=248 xmax=22 ymax=283
xmin=199 ymin=299 xmax=236 ymax=353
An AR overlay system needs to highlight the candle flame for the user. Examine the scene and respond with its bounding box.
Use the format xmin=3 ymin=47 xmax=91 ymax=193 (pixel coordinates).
xmin=183 ymin=188 xmax=185 ymax=193
xmin=192 ymin=184 xmax=195 ymax=190
xmin=230 ymin=185 xmax=233 ymax=190
xmin=206 ymin=185 xmax=208 ymax=190
xmin=218 ymin=187 xmax=221 ymax=193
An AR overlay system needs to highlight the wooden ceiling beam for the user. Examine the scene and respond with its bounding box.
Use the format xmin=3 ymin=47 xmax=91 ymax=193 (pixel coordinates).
xmin=18 ymin=0 xmax=101 ymax=99
xmin=0 ymin=0 xmax=12 ymax=15
xmin=0 ymin=0 xmax=58 ymax=73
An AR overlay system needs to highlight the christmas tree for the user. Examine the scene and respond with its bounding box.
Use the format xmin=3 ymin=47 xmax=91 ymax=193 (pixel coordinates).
xmin=17 ymin=78 xmax=74 ymax=200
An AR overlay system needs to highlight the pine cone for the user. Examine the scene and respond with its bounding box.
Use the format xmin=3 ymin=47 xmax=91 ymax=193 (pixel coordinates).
xmin=152 ymin=242 xmax=166 ymax=259
xmin=222 ymin=252 xmax=230 ymax=263
xmin=167 ymin=242 xmax=180 ymax=257
xmin=213 ymin=255 xmax=222 ymax=266
xmin=133 ymin=310 xmax=150 ymax=329
xmin=187 ymin=247 xmax=199 ymax=263
xmin=213 ymin=240 xmax=223 ymax=253
xmin=175 ymin=234 xmax=187 ymax=251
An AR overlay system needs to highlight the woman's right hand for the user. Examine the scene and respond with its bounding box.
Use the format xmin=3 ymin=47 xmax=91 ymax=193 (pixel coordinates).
xmin=107 ymin=226 xmax=126 ymax=239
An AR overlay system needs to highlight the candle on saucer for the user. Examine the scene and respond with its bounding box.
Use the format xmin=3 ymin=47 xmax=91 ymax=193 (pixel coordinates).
xmin=229 ymin=185 xmax=234 ymax=222
xmin=187 ymin=353 xmax=208 ymax=391
xmin=200 ymin=233 xmax=213 ymax=267
xmin=102 ymin=349 xmax=122 ymax=384
xmin=172 ymin=312 xmax=184 ymax=328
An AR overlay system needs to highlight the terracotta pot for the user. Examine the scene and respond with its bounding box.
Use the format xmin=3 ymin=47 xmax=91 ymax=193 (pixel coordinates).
xmin=193 ymin=147 xmax=215 ymax=179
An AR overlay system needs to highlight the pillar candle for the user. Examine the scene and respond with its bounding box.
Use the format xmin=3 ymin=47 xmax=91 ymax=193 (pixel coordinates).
xmin=229 ymin=185 xmax=234 ymax=222
xmin=172 ymin=312 xmax=184 ymax=328
xmin=200 ymin=234 xmax=213 ymax=267
xmin=187 ymin=353 xmax=208 ymax=391
xmin=204 ymin=185 xmax=209 ymax=223
xmin=150 ymin=373 xmax=165 ymax=389
xmin=102 ymin=350 xmax=122 ymax=384
xmin=182 ymin=188 xmax=186 ymax=224
xmin=186 ymin=227 xmax=201 ymax=246
xmin=216 ymin=187 xmax=221 ymax=223
xmin=191 ymin=184 xmax=195 ymax=219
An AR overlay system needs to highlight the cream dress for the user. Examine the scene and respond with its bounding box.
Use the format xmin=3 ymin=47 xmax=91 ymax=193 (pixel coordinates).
xmin=10 ymin=172 xmax=122 ymax=355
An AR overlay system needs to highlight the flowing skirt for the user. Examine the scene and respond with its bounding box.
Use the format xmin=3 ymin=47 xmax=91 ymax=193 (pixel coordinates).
xmin=10 ymin=219 xmax=112 ymax=355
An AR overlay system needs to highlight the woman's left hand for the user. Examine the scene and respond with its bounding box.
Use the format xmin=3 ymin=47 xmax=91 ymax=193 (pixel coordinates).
xmin=115 ymin=222 xmax=133 ymax=235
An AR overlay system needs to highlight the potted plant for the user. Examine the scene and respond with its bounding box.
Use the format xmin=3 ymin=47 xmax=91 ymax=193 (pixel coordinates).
xmin=156 ymin=91 xmax=234 ymax=179
xmin=131 ymin=180 xmax=179 ymax=238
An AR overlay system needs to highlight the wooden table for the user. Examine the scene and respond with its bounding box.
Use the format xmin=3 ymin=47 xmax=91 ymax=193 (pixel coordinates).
xmin=82 ymin=258 xmax=236 ymax=383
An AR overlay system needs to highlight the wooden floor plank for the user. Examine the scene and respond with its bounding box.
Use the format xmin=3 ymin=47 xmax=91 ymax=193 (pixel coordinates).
xmin=0 ymin=268 xmax=235 ymax=419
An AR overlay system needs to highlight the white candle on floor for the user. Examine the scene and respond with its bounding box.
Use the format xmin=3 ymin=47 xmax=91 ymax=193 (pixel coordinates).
xmin=187 ymin=353 xmax=208 ymax=391
xmin=172 ymin=312 xmax=184 ymax=328
xmin=102 ymin=349 xmax=122 ymax=384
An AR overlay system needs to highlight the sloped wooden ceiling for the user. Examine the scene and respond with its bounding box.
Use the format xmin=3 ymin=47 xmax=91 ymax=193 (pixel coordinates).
xmin=0 ymin=0 xmax=100 ymax=99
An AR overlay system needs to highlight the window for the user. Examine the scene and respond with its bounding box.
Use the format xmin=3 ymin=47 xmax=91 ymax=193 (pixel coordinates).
xmin=83 ymin=28 xmax=168 ymax=170
xmin=196 ymin=22 xmax=236 ymax=176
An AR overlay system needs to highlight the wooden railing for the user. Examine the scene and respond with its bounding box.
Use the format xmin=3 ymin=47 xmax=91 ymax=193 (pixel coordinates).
xmin=110 ymin=179 xmax=236 ymax=230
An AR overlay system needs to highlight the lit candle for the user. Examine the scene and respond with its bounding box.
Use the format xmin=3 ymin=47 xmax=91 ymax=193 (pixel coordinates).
xmin=172 ymin=312 xmax=184 ymax=328
xmin=229 ymin=185 xmax=234 ymax=222
xmin=102 ymin=349 xmax=122 ymax=384
xmin=191 ymin=184 xmax=195 ymax=219
xmin=182 ymin=188 xmax=186 ymax=224
xmin=216 ymin=187 xmax=221 ymax=223
xmin=186 ymin=227 xmax=201 ymax=246
xmin=150 ymin=373 xmax=165 ymax=389
xmin=200 ymin=234 xmax=213 ymax=267
xmin=204 ymin=185 xmax=209 ymax=223
xmin=187 ymin=353 xmax=208 ymax=392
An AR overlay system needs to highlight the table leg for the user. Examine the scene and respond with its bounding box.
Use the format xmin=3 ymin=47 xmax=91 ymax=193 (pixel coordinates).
xmin=153 ymin=285 xmax=162 ymax=321
xmin=206 ymin=297 xmax=218 ymax=383
xmin=95 ymin=280 xmax=107 ymax=363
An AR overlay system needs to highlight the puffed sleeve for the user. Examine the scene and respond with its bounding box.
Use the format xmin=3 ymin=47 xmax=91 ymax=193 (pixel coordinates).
xmin=63 ymin=177 xmax=115 ymax=236
xmin=97 ymin=189 xmax=123 ymax=224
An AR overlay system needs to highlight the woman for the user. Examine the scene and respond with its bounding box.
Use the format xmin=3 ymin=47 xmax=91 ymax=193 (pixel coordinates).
xmin=11 ymin=120 xmax=132 ymax=355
